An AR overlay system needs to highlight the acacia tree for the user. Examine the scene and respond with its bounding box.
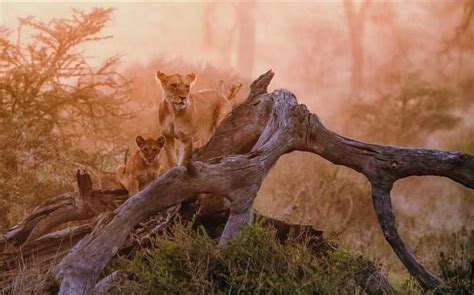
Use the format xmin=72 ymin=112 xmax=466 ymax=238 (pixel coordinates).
xmin=347 ymin=71 xmax=460 ymax=146
xmin=0 ymin=8 xmax=131 ymax=226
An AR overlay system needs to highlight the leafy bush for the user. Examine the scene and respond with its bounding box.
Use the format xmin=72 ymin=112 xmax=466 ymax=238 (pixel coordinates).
xmin=127 ymin=220 xmax=381 ymax=294
xmin=393 ymin=229 xmax=473 ymax=295
xmin=0 ymin=8 xmax=132 ymax=227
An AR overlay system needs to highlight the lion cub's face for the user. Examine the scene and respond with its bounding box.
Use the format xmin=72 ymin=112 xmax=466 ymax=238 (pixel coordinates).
xmin=136 ymin=136 xmax=166 ymax=165
xmin=156 ymin=71 xmax=196 ymax=111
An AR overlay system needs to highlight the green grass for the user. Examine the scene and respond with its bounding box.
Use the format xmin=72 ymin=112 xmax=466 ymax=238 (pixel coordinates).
xmin=5 ymin=222 xmax=471 ymax=294
xmin=124 ymin=220 xmax=387 ymax=294
xmin=434 ymin=228 xmax=473 ymax=294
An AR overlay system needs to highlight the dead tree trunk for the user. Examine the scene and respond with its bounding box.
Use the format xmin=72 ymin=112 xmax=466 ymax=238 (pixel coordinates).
xmin=0 ymin=154 xmax=326 ymax=290
xmin=51 ymin=70 xmax=473 ymax=294
xmin=1 ymin=170 xmax=127 ymax=246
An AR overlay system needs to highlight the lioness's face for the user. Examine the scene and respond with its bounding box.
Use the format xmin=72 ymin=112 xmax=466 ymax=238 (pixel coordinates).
xmin=136 ymin=136 xmax=166 ymax=165
xmin=156 ymin=71 xmax=196 ymax=111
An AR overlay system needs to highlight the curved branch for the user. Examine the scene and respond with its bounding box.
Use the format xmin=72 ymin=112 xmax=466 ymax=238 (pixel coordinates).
xmin=305 ymin=114 xmax=473 ymax=188
xmin=53 ymin=71 xmax=473 ymax=293
xmin=371 ymin=182 xmax=443 ymax=290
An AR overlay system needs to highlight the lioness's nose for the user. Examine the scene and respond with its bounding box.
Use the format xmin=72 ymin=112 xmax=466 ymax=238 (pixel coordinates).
xmin=179 ymin=96 xmax=186 ymax=101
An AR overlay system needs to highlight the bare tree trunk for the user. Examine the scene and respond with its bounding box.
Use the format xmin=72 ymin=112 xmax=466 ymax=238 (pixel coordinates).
xmin=0 ymin=125 xmax=327 ymax=290
xmin=235 ymin=1 xmax=256 ymax=78
xmin=343 ymin=0 xmax=371 ymax=98
xmin=203 ymin=3 xmax=216 ymax=50
xmin=202 ymin=3 xmax=233 ymax=67
xmin=50 ymin=70 xmax=473 ymax=294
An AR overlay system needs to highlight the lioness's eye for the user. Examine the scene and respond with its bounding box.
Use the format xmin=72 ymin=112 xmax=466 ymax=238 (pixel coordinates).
xmin=171 ymin=83 xmax=177 ymax=88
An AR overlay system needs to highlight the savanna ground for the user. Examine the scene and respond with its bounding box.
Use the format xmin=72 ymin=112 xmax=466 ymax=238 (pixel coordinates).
xmin=1 ymin=1 xmax=473 ymax=294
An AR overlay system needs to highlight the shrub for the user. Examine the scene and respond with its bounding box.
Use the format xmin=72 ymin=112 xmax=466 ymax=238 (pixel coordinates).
xmin=435 ymin=229 xmax=473 ymax=294
xmin=127 ymin=220 xmax=381 ymax=294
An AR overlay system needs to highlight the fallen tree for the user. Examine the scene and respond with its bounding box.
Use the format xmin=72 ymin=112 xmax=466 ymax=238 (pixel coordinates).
xmin=47 ymin=70 xmax=474 ymax=294
xmin=1 ymin=163 xmax=334 ymax=292
xmin=1 ymin=71 xmax=472 ymax=293
xmin=1 ymin=170 xmax=328 ymax=290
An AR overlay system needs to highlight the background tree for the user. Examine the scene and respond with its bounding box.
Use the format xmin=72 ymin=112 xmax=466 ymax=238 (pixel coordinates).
xmin=343 ymin=0 xmax=371 ymax=98
xmin=0 ymin=8 xmax=131 ymax=227
xmin=235 ymin=1 xmax=256 ymax=78
xmin=346 ymin=71 xmax=460 ymax=146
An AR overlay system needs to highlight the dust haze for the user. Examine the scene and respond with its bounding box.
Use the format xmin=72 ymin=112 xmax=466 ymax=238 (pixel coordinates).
xmin=1 ymin=0 xmax=473 ymax=274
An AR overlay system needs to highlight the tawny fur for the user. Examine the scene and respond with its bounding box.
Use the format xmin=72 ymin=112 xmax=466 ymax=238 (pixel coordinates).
xmin=116 ymin=135 xmax=166 ymax=195
xmin=156 ymin=71 xmax=242 ymax=167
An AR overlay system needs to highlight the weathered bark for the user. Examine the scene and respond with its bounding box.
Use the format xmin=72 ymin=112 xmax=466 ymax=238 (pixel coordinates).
xmin=50 ymin=70 xmax=473 ymax=294
xmin=94 ymin=271 xmax=134 ymax=295
xmin=0 ymin=171 xmax=128 ymax=290
xmin=1 ymin=192 xmax=91 ymax=246
xmin=0 ymin=158 xmax=323 ymax=280
xmin=1 ymin=170 xmax=127 ymax=247
xmin=1 ymin=163 xmax=326 ymax=290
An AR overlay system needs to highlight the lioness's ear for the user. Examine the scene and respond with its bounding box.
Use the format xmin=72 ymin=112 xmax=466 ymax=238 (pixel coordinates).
xmin=136 ymin=136 xmax=145 ymax=148
xmin=156 ymin=136 xmax=166 ymax=146
xmin=156 ymin=70 xmax=169 ymax=83
xmin=186 ymin=73 xmax=196 ymax=84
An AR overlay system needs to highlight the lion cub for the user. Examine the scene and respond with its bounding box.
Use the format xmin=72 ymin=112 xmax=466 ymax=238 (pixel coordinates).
xmin=116 ymin=135 xmax=166 ymax=195
xmin=156 ymin=70 xmax=242 ymax=167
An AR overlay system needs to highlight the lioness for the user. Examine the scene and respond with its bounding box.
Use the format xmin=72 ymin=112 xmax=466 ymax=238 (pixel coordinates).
xmin=116 ymin=135 xmax=166 ymax=195
xmin=156 ymin=70 xmax=242 ymax=166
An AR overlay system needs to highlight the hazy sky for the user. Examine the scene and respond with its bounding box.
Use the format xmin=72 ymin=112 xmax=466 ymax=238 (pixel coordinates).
xmin=1 ymin=0 xmax=465 ymax=119
xmin=1 ymin=1 xmax=344 ymax=75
